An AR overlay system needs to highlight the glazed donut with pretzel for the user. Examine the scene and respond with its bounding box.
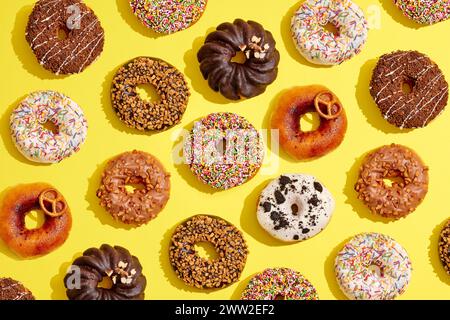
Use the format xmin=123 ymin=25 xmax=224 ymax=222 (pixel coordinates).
xmin=0 ymin=183 xmax=72 ymax=258
xmin=271 ymin=85 xmax=347 ymax=160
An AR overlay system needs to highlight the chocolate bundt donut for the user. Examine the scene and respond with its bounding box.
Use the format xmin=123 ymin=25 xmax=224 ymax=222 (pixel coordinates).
xmin=64 ymin=244 xmax=146 ymax=300
xmin=198 ymin=19 xmax=280 ymax=100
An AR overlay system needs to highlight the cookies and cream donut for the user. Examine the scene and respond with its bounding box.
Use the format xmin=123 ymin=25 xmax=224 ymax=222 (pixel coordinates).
xmin=26 ymin=0 xmax=105 ymax=75
xmin=257 ymin=174 xmax=335 ymax=242
xmin=10 ymin=91 xmax=88 ymax=164
xmin=335 ymin=233 xmax=412 ymax=300
xmin=291 ymin=0 xmax=368 ymax=65
xmin=370 ymin=51 xmax=448 ymax=129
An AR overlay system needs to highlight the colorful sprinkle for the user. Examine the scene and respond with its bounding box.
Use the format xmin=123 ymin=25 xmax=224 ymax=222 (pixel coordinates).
xmin=241 ymin=268 xmax=319 ymax=300
xmin=10 ymin=91 xmax=88 ymax=164
xmin=291 ymin=0 xmax=368 ymax=65
xmin=130 ymin=0 xmax=207 ymax=34
xmin=394 ymin=0 xmax=450 ymax=25
xmin=335 ymin=233 xmax=412 ymax=300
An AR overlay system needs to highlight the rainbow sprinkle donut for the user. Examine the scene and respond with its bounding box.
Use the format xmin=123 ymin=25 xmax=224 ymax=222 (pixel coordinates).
xmin=291 ymin=0 xmax=368 ymax=65
xmin=130 ymin=0 xmax=207 ymax=34
xmin=10 ymin=91 xmax=88 ymax=164
xmin=241 ymin=268 xmax=319 ymax=300
xmin=394 ymin=0 xmax=450 ymax=24
xmin=335 ymin=233 xmax=412 ymax=300
xmin=184 ymin=112 xmax=264 ymax=190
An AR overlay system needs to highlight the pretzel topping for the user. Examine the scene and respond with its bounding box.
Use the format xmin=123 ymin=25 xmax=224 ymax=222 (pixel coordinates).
xmin=314 ymin=91 xmax=343 ymax=120
xmin=39 ymin=189 xmax=67 ymax=217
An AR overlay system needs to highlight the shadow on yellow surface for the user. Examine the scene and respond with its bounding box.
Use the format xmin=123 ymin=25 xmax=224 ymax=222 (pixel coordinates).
xmin=50 ymin=252 xmax=82 ymax=300
xmin=429 ymin=219 xmax=450 ymax=286
xmin=280 ymin=1 xmax=332 ymax=69
xmin=240 ymin=178 xmax=291 ymax=247
xmin=184 ymin=32 xmax=243 ymax=105
xmin=343 ymin=150 xmax=395 ymax=224
xmin=323 ymin=237 xmax=351 ymax=300
xmin=379 ymin=0 xmax=422 ymax=29
xmin=355 ymin=58 xmax=411 ymax=134
xmin=159 ymin=219 xmax=221 ymax=294
xmin=115 ymin=0 xmax=163 ymax=39
xmin=230 ymin=273 xmax=255 ymax=300
xmin=11 ymin=5 xmax=67 ymax=80
xmin=85 ymin=157 xmax=136 ymax=230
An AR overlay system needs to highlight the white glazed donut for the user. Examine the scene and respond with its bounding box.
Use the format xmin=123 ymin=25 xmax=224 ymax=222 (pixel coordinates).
xmin=257 ymin=174 xmax=335 ymax=242
xmin=335 ymin=233 xmax=412 ymax=300
xmin=291 ymin=0 xmax=368 ymax=65
xmin=10 ymin=91 xmax=88 ymax=164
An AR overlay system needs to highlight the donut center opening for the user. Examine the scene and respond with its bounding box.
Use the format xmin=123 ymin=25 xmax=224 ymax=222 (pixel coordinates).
xmin=136 ymin=84 xmax=160 ymax=103
xmin=194 ymin=242 xmax=219 ymax=261
xmin=291 ymin=203 xmax=300 ymax=216
xmin=368 ymin=264 xmax=384 ymax=278
xmin=42 ymin=121 xmax=59 ymax=134
xmin=25 ymin=209 xmax=46 ymax=230
xmin=57 ymin=28 xmax=68 ymax=41
xmin=401 ymin=78 xmax=416 ymax=95
xmin=125 ymin=181 xmax=146 ymax=194
xmin=98 ymin=276 xmax=113 ymax=289
xmin=274 ymin=294 xmax=286 ymax=300
xmin=322 ymin=22 xmax=340 ymax=37
xmin=231 ymin=51 xmax=247 ymax=64
xmin=299 ymin=112 xmax=321 ymax=132
xmin=383 ymin=175 xmax=404 ymax=188
xmin=215 ymin=137 xmax=227 ymax=157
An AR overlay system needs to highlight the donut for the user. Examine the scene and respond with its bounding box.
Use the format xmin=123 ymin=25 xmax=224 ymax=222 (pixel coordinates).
xmin=64 ymin=244 xmax=147 ymax=300
xmin=271 ymin=86 xmax=347 ymax=160
xmin=111 ymin=57 xmax=190 ymax=131
xmin=96 ymin=151 xmax=171 ymax=226
xmin=394 ymin=0 xmax=450 ymax=24
xmin=335 ymin=233 xmax=412 ymax=300
xmin=10 ymin=91 xmax=88 ymax=164
xmin=241 ymin=268 xmax=319 ymax=300
xmin=26 ymin=0 xmax=104 ymax=75
xmin=184 ymin=112 xmax=264 ymax=190
xmin=130 ymin=0 xmax=207 ymax=34
xmin=169 ymin=215 xmax=248 ymax=289
xmin=355 ymin=144 xmax=429 ymax=219
xmin=197 ymin=19 xmax=280 ymax=100
xmin=370 ymin=50 xmax=449 ymax=129
xmin=438 ymin=219 xmax=450 ymax=275
xmin=0 ymin=183 xmax=72 ymax=258
xmin=291 ymin=0 xmax=368 ymax=65
xmin=0 ymin=278 xmax=35 ymax=300
xmin=257 ymin=174 xmax=335 ymax=242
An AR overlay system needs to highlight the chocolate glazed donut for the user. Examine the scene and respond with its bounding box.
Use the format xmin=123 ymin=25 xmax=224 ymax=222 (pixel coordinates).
xmin=198 ymin=19 xmax=280 ymax=100
xmin=25 ymin=0 xmax=105 ymax=75
xmin=64 ymin=244 xmax=146 ymax=300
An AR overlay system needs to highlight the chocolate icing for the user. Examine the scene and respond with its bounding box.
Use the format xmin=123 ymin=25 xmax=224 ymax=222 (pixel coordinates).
xmin=0 ymin=278 xmax=34 ymax=300
xmin=197 ymin=19 xmax=280 ymax=100
xmin=64 ymin=244 xmax=146 ymax=300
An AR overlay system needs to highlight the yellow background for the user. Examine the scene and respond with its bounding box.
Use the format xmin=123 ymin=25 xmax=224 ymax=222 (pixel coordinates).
xmin=0 ymin=0 xmax=449 ymax=300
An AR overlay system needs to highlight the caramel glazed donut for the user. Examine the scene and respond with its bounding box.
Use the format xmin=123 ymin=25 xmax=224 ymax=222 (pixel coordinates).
xmin=271 ymin=85 xmax=347 ymax=160
xmin=0 ymin=183 xmax=72 ymax=258
xmin=26 ymin=0 xmax=105 ymax=75
xmin=198 ymin=19 xmax=280 ymax=100
xmin=355 ymin=144 xmax=429 ymax=219
xmin=64 ymin=244 xmax=146 ymax=300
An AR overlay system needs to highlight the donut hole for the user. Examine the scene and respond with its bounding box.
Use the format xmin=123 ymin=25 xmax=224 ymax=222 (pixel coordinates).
xmin=125 ymin=182 xmax=146 ymax=194
xmin=42 ymin=121 xmax=59 ymax=134
xmin=274 ymin=294 xmax=286 ymax=300
xmin=136 ymin=83 xmax=160 ymax=103
xmin=194 ymin=242 xmax=219 ymax=261
xmin=231 ymin=51 xmax=247 ymax=64
xmin=57 ymin=28 xmax=68 ymax=41
xmin=383 ymin=175 xmax=404 ymax=188
xmin=98 ymin=276 xmax=114 ymax=289
xmin=300 ymin=112 xmax=321 ymax=132
xmin=291 ymin=204 xmax=300 ymax=216
xmin=368 ymin=264 xmax=384 ymax=278
xmin=322 ymin=22 xmax=340 ymax=37
xmin=215 ymin=137 xmax=227 ymax=157
xmin=25 ymin=209 xmax=46 ymax=230
xmin=401 ymin=78 xmax=415 ymax=95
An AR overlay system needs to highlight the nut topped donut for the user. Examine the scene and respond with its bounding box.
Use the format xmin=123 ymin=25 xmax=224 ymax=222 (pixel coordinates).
xmin=370 ymin=50 xmax=448 ymax=129
xmin=355 ymin=144 xmax=429 ymax=219
xmin=198 ymin=19 xmax=280 ymax=100
xmin=97 ymin=151 xmax=171 ymax=227
xmin=0 ymin=183 xmax=72 ymax=258
xmin=271 ymin=86 xmax=347 ymax=160
xmin=26 ymin=0 xmax=105 ymax=75
xmin=169 ymin=215 xmax=248 ymax=289
xmin=438 ymin=219 xmax=450 ymax=275
xmin=64 ymin=244 xmax=147 ymax=300
xmin=111 ymin=57 xmax=190 ymax=132
xmin=130 ymin=0 xmax=208 ymax=34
